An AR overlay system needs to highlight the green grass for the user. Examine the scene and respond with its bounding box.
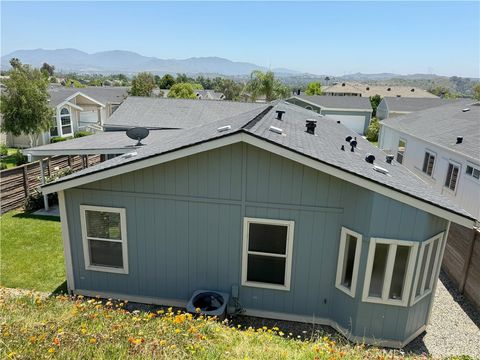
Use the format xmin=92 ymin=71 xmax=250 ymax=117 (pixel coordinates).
xmin=1 ymin=148 xmax=21 ymax=169
xmin=0 ymin=291 xmax=427 ymax=360
xmin=0 ymin=210 xmax=66 ymax=292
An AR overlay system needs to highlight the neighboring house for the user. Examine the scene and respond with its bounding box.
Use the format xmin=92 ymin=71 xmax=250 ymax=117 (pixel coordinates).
xmin=5 ymin=86 xmax=128 ymax=148
xmin=378 ymin=99 xmax=480 ymax=220
xmin=322 ymin=82 xmax=439 ymax=99
xmin=35 ymin=99 xmax=475 ymax=348
xmin=287 ymin=95 xmax=372 ymax=134
xmin=378 ymin=100 xmax=480 ymax=309
xmin=154 ymin=89 xmax=225 ymax=100
xmin=376 ymin=97 xmax=460 ymax=120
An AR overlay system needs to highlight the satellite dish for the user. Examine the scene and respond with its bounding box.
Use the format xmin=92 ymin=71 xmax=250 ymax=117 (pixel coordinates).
xmin=126 ymin=127 xmax=149 ymax=146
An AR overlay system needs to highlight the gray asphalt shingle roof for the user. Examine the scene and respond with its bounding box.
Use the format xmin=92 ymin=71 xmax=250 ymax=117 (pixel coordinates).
xmin=382 ymin=97 xmax=461 ymax=112
xmin=291 ymin=95 xmax=372 ymax=110
xmin=42 ymin=99 xmax=474 ymax=221
xmin=381 ymin=99 xmax=480 ymax=160
xmin=48 ymin=86 xmax=128 ymax=107
xmin=103 ymin=96 xmax=267 ymax=129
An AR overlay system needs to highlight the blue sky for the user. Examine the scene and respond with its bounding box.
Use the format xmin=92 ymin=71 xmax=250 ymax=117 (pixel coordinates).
xmin=1 ymin=1 xmax=479 ymax=77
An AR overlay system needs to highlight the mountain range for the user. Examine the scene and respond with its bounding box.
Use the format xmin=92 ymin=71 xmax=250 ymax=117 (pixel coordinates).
xmin=1 ymin=48 xmax=300 ymax=76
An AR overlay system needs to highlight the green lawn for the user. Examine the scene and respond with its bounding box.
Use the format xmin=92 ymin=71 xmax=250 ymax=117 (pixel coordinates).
xmin=1 ymin=147 xmax=22 ymax=169
xmin=0 ymin=210 xmax=66 ymax=292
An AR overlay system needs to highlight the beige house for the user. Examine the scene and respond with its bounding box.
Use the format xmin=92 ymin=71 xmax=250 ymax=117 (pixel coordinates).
xmin=323 ymin=82 xmax=439 ymax=98
xmin=4 ymin=86 xmax=128 ymax=148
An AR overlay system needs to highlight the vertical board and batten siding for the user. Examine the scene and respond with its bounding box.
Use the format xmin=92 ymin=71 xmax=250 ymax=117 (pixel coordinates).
xmin=64 ymin=142 xmax=447 ymax=343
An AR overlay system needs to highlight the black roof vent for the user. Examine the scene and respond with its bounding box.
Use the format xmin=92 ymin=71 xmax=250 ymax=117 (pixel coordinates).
xmin=366 ymin=87 xmax=370 ymax=90
xmin=336 ymin=120 xmax=341 ymax=124
xmin=365 ymin=154 xmax=375 ymax=164
xmin=342 ymin=82 xmax=346 ymax=86
xmin=306 ymin=119 xmax=317 ymax=135
xmin=345 ymin=135 xmax=353 ymax=142
xmin=275 ymin=110 xmax=286 ymax=120
xmin=350 ymin=139 xmax=357 ymax=148
xmin=386 ymin=154 xmax=395 ymax=164
xmin=387 ymin=87 xmax=391 ymax=91
xmin=297 ymin=89 xmax=301 ymax=95
xmin=411 ymin=88 xmax=415 ymax=92
xmin=456 ymin=136 xmax=463 ymax=144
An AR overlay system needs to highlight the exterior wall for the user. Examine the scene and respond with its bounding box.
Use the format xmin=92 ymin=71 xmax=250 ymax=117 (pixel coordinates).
xmin=64 ymin=142 xmax=448 ymax=344
xmin=286 ymin=98 xmax=372 ymax=135
xmin=379 ymin=125 xmax=480 ymax=220
xmin=376 ymin=99 xmax=389 ymax=120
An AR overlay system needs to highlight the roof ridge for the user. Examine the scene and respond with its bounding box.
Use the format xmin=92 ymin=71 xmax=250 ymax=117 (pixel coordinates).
xmin=241 ymin=105 xmax=274 ymax=130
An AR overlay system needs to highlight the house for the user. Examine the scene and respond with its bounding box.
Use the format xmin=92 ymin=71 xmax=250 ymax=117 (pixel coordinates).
xmin=378 ymin=100 xmax=480 ymax=308
xmin=286 ymin=95 xmax=372 ymax=134
xmin=38 ymin=99 xmax=475 ymax=348
xmin=5 ymin=86 xmax=128 ymax=148
xmin=322 ymin=82 xmax=439 ymax=99
xmin=376 ymin=97 xmax=460 ymax=120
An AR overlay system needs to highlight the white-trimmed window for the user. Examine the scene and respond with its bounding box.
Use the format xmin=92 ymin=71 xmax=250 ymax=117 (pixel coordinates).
xmin=411 ymin=232 xmax=444 ymax=305
xmin=50 ymin=114 xmax=59 ymax=137
xmin=80 ymin=205 xmax=128 ymax=274
xmin=465 ymin=163 xmax=480 ymax=182
xmin=242 ymin=217 xmax=294 ymax=291
xmin=60 ymin=107 xmax=72 ymax=136
xmin=335 ymin=227 xmax=362 ymax=297
xmin=422 ymin=151 xmax=436 ymax=176
xmin=362 ymin=238 xmax=418 ymax=306
xmin=444 ymin=162 xmax=460 ymax=191
xmin=396 ymin=139 xmax=407 ymax=164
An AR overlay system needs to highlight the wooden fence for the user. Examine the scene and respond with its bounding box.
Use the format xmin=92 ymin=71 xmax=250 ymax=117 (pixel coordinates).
xmin=442 ymin=223 xmax=480 ymax=310
xmin=0 ymin=155 xmax=101 ymax=214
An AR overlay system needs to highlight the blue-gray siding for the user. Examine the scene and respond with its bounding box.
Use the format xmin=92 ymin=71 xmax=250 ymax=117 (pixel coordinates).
xmin=65 ymin=142 xmax=447 ymax=343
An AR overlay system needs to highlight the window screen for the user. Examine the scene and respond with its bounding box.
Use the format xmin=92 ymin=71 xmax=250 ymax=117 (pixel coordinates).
xmin=422 ymin=152 xmax=435 ymax=176
xmin=341 ymin=235 xmax=357 ymax=288
xmin=389 ymin=245 xmax=410 ymax=300
xmin=243 ymin=218 xmax=294 ymax=289
xmin=368 ymin=243 xmax=389 ymax=298
xmin=81 ymin=206 xmax=127 ymax=272
xmin=445 ymin=163 xmax=459 ymax=191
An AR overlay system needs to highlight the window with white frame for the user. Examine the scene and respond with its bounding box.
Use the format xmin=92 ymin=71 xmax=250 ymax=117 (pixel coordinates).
xmin=50 ymin=114 xmax=58 ymax=137
xmin=362 ymin=238 xmax=418 ymax=306
xmin=411 ymin=233 xmax=444 ymax=305
xmin=444 ymin=162 xmax=460 ymax=191
xmin=422 ymin=151 xmax=436 ymax=176
xmin=396 ymin=139 xmax=407 ymax=164
xmin=80 ymin=205 xmax=128 ymax=274
xmin=242 ymin=217 xmax=294 ymax=290
xmin=335 ymin=227 xmax=362 ymax=297
xmin=60 ymin=107 xmax=72 ymax=136
xmin=466 ymin=164 xmax=480 ymax=181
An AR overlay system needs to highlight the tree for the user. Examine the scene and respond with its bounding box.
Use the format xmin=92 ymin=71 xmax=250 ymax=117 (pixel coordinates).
xmin=40 ymin=62 xmax=55 ymax=78
xmin=176 ymin=73 xmax=194 ymax=83
xmin=244 ymin=70 xmax=289 ymax=102
xmin=167 ymin=83 xmax=197 ymax=99
xmin=214 ymin=79 xmax=243 ymax=101
xmin=369 ymin=95 xmax=382 ymax=117
xmin=366 ymin=117 xmax=380 ymax=143
xmin=9 ymin=58 xmax=22 ymax=69
xmin=305 ymin=82 xmax=322 ymax=96
xmin=158 ymin=74 xmax=176 ymax=89
xmin=0 ymin=62 xmax=54 ymax=147
xmin=473 ymin=83 xmax=480 ymax=101
xmin=428 ymin=86 xmax=457 ymax=99
xmin=129 ymin=72 xmax=156 ymax=97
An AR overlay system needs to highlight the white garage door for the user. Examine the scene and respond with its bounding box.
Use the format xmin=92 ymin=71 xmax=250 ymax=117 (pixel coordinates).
xmin=80 ymin=111 xmax=98 ymax=124
xmin=324 ymin=114 xmax=366 ymax=134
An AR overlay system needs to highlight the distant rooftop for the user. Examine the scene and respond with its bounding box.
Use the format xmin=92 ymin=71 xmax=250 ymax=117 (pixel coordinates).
xmin=381 ymin=97 xmax=461 ymax=112
xmin=48 ymin=86 xmax=129 ymax=107
xmin=323 ymin=82 xmax=439 ymax=98
xmin=381 ymin=99 xmax=480 ymax=160
xmin=290 ymin=95 xmax=372 ymax=110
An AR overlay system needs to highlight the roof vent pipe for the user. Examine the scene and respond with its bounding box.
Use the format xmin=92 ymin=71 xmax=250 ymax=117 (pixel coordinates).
xmin=350 ymin=139 xmax=357 ymax=148
xmin=456 ymin=136 xmax=463 ymax=144
xmin=365 ymin=154 xmax=375 ymax=164
xmin=297 ymin=89 xmax=301 ymax=95
xmin=275 ymin=110 xmax=285 ymax=120
xmin=306 ymin=119 xmax=317 ymax=134
xmin=341 ymin=145 xmax=345 ymax=151
xmin=386 ymin=155 xmax=395 ymax=164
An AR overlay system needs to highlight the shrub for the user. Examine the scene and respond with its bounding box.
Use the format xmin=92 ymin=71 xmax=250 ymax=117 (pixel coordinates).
xmin=0 ymin=143 xmax=8 ymax=156
xmin=74 ymin=131 xmax=92 ymax=138
xmin=24 ymin=189 xmax=58 ymax=212
xmin=50 ymin=136 xmax=70 ymax=143
xmin=0 ymin=161 xmax=7 ymax=170
xmin=12 ymin=149 xmax=27 ymax=166
xmin=366 ymin=117 xmax=380 ymax=143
